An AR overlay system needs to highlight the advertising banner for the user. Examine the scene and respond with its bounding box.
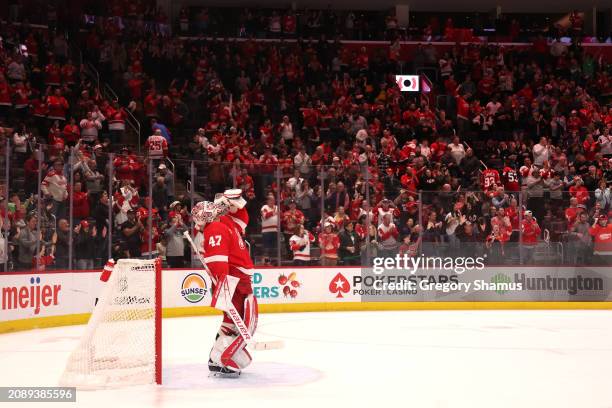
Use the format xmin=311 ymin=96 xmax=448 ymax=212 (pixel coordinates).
xmin=1 ymin=265 xmax=610 ymax=325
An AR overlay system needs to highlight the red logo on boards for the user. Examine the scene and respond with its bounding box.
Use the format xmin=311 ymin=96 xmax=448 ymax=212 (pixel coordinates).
xmin=278 ymin=272 xmax=300 ymax=299
xmin=329 ymin=273 xmax=350 ymax=298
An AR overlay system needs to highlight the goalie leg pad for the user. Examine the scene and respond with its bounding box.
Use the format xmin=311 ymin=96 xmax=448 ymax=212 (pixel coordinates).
xmin=244 ymin=294 xmax=258 ymax=336
xmin=209 ymin=323 xmax=252 ymax=372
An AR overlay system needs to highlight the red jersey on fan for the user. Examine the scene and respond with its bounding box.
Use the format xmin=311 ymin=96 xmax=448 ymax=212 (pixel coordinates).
xmin=502 ymin=167 xmax=520 ymax=192
xmin=318 ymin=232 xmax=340 ymax=259
xmin=145 ymin=134 xmax=168 ymax=158
xmin=430 ymin=141 xmax=447 ymax=161
xmin=481 ymin=169 xmax=501 ymax=191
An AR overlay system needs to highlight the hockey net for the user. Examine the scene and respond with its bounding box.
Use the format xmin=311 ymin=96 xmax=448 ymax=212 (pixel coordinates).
xmin=59 ymin=258 xmax=162 ymax=388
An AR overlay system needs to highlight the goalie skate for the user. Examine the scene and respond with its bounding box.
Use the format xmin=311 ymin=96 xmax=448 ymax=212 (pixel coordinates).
xmin=208 ymin=359 xmax=241 ymax=378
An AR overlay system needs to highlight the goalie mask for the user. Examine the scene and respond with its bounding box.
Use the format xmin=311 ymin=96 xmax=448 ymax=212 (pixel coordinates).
xmin=192 ymin=201 xmax=221 ymax=227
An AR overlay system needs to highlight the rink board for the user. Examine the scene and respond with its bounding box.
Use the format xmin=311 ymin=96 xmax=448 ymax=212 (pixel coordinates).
xmin=1 ymin=266 xmax=611 ymax=333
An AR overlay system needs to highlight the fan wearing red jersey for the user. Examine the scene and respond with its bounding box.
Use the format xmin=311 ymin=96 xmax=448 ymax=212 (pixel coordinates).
xmin=501 ymin=165 xmax=520 ymax=193
xmin=192 ymin=190 xmax=257 ymax=375
xmin=481 ymin=168 xmax=501 ymax=195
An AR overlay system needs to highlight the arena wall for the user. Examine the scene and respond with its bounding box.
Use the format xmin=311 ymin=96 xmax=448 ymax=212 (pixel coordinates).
xmin=1 ymin=267 xmax=611 ymax=334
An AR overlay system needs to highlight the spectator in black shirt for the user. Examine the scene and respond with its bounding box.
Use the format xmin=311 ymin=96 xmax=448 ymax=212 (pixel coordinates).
xmin=53 ymin=219 xmax=70 ymax=269
xmin=121 ymin=209 xmax=144 ymax=258
xmin=74 ymin=220 xmax=97 ymax=269
xmin=152 ymin=176 xmax=169 ymax=220
xmin=93 ymin=191 xmax=111 ymax=232
xmin=338 ymin=221 xmax=360 ymax=265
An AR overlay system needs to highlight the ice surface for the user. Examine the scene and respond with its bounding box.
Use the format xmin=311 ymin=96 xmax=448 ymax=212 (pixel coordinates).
xmin=0 ymin=310 xmax=610 ymax=408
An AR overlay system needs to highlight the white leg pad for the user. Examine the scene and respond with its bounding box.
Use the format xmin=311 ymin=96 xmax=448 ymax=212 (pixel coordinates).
xmin=209 ymin=323 xmax=252 ymax=371
xmin=244 ymin=294 xmax=258 ymax=336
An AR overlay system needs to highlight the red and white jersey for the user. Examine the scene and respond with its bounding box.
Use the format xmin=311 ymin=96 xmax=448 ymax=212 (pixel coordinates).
xmin=375 ymin=206 xmax=399 ymax=225
xmin=202 ymin=219 xmax=254 ymax=280
xmin=318 ymin=232 xmax=340 ymax=259
xmin=260 ymin=204 xmax=278 ymax=233
xmin=289 ymin=232 xmax=315 ymax=261
xmin=145 ymin=135 xmax=168 ymax=158
xmin=502 ymin=167 xmax=520 ymax=192
xmin=41 ymin=169 xmax=68 ymax=202
xmin=589 ymin=224 xmax=612 ymax=255
xmin=481 ymin=169 xmax=501 ymax=191
xmin=378 ymin=223 xmax=399 ymax=248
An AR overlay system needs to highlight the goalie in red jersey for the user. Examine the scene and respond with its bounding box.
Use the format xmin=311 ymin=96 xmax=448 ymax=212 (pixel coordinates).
xmin=191 ymin=189 xmax=257 ymax=375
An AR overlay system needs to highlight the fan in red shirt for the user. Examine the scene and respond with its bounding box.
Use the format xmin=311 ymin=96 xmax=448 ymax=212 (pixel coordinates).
xmin=481 ymin=168 xmax=501 ymax=193
xmin=61 ymin=60 xmax=77 ymax=86
xmin=567 ymin=110 xmax=582 ymax=132
xmin=47 ymin=89 xmax=69 ymax=121
xmin=430 ymin=136 xmax=447 ymax=162
xmin=356 ymin=47 xmax=369 ymax=69
xmin=0 ymin=77 xmax=12 ymax=109
xmin=502 ymin=164 xmax=520 ymax=192
xmin=257 ymin=147 xmax=278 ymax=174
xmin=564 ymin=198 xmax=583 ymax=230
xmin=71 ymin=182 xmax=90 ymax=221
xmin=282 ymin=200 xmax=305 ymax=237
xmin=47 ymin=121 xmax=65 ymax=159
xmin=144 ymin=90 xmax=160 ymax=118
xmin=582 ymin=134 xmax=599 ymax=161
xmin=402 ymin=104 xmax=421 ymax=128
xmin=62 ymin=118 xmax=80 ymax=146
xmin=140 ymin=218 xmax=160 ymax=258
xmin=113 ymin=147 xmax=139 ymax=182
xmin=569 ymin=177 xmax=589 ymax=205
xmin=520 ymin=211 xmax=541 ymax=263
xmin=45 ymin=60 xmax=62 ymax=86
xmin=589 ymin=215 xmax=612 ymax=257
xmin=301 ymin=105 xmax=319 ymax=128
xmin=282 ymin=12 xmax=296 ymax=34
xmin=477 ymin=72 xmax=496 ymax=97
xmin=318 ymin=223 xmax=340 ymax=266
xmin=400 ymin=168 xmax=418 ymax=193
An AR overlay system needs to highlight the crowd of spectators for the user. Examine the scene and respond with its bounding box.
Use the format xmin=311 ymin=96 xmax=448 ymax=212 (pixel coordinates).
xmin=69 ymin=2 xmax=611 ymax=43
xmin=0 ymin=5 xmax=611 ymax=271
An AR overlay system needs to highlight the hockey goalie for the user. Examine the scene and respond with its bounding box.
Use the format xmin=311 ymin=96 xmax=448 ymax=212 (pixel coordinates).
xmin=191 ymin=189 xmax=258 ymax=375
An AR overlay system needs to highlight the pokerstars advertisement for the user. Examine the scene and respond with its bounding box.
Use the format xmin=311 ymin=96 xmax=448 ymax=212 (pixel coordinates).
xmin=249 ymin=268 xmax=361 ymax=304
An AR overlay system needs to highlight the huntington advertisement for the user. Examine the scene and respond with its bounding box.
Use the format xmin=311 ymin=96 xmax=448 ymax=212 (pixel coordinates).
xmin=359 ymin=254 xmax=610 ymax=301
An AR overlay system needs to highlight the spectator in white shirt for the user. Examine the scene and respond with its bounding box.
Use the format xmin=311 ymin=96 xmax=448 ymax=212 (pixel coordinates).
xmin=294 ymin=147 xmax=312 ymax=178
xmin=448 ymin=136 xmax=466 ymax=165
xmin=598 ymin=129 xmax=612 ymax=155
xmin=533 ymin=137 xmax=551 ymax=167
xmin=260 ymin=195 xmax=279 ymax=257
xmin=80 ymin=111 xmax=103 ymax=144
xmin=278 ymin=115 xmax=294 ymax=141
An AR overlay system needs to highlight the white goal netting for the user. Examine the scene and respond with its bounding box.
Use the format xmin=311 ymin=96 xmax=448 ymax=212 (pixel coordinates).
xmin=59 ymin=258 xmax=162 ymax=388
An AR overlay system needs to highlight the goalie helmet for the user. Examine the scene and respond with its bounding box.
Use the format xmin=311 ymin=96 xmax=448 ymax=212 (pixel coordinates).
xmin=192 ymin=201 xmax=221 ymax=227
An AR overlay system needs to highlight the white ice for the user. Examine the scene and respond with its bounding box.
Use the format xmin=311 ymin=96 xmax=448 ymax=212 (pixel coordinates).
xmin=0 ymin=310 xmax=610 ymax=408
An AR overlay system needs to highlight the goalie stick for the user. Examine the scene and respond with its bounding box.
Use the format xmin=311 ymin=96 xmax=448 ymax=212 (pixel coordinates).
xmin=183 ymin=230 xmax=283 ymax=351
